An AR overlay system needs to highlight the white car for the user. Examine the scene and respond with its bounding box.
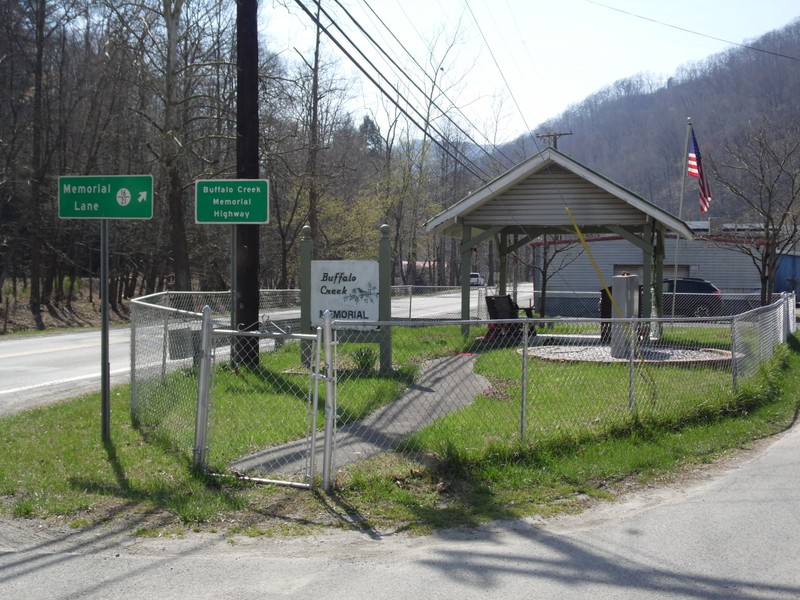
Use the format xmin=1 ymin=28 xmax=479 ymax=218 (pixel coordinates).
xmin=469 ymin=272 xmax=485 ymax=286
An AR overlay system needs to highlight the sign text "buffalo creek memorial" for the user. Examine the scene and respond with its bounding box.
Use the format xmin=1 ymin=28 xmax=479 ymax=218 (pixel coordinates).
xmin=310 ymin=261 xmax=379 ymax=326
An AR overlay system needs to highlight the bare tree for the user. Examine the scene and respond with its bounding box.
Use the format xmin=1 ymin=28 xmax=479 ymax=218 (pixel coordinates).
xmin=259 ymin=23 xmax=356 ymax=284
xmin=0 ymin=0 xmax=36 ymax=305
xmin=709 ymin=117 xmax=800 ymax=305
xmin=530 ymin=234 xmax=585 ymax=318
xmin=378 ymin=24 xmax=468 ymax=285
xmin=0 ymin=0 xmax=90 ymax=324
xmin=107 ymin=0 xmax=236 ymax=291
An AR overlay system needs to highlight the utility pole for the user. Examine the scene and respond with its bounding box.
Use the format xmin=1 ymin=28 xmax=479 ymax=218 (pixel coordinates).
xmin=536 ymin=130 xmax=573 ymax=150
xmin=234 ymin=0 xmax=260 ymax=367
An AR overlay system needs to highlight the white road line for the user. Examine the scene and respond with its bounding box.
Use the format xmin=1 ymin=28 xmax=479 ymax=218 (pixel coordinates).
xmin=0 ymin=368 xmax=129 ymax=396
xmin=0 ymin=339 xmax=129 ymax=360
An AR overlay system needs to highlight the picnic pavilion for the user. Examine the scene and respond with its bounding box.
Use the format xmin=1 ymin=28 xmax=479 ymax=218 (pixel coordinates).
xmin=423 ymin=147 xmax=694 ymax=319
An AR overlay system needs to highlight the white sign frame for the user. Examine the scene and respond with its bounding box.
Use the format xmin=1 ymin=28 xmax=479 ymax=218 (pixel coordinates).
xmin=310 ymin=260 xmax=379 ymax=327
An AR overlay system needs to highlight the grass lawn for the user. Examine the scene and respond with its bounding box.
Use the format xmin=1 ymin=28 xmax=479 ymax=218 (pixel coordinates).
xmin=1 ymin=330 xmax=798 ymax=537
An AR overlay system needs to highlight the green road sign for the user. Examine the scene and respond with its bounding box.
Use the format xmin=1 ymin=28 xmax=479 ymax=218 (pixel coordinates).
xmin=58 ymin=175 xmax=153 ymax=219
xmin=195 ymin=179 xmax=269 ymax=224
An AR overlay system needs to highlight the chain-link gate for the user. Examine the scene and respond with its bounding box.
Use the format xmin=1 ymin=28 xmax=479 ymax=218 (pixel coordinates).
xmin=192 ymin=307 xmax=324 ymax=488
xmin=327 ymin=317 xmax=535 ymax=488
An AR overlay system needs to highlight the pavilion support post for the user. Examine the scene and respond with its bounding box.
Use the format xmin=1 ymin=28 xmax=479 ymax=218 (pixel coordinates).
xmin=461 ymin=224 xmax=472 ymax=326
xmin=641 ymin=219 xmax=654 ymax=318
xmin=654 ymin=224 xmax=665 ymax=317
xmin=498 ymin=232 xmax=508 ymax=295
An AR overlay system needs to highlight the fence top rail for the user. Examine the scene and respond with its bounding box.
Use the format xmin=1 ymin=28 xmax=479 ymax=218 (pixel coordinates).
xmin=131 ymin=291 xmax=170 ymax=305
xmin=130 ymin=295 xmax=204 ymax=319
xmin=732 ymin=297 xmax=790 ymax=319
xmin=745 ymin=292 xmax=790 ymax=308
xmin=333 ymin=318 xmax=541 ymax=327
xmin=159 ymin=290 xmax=231 ymax=297
xmin=330 ymin=314 xmax=753 ymax=328
xmin=212 ymin=328 xmax=319 ymax=341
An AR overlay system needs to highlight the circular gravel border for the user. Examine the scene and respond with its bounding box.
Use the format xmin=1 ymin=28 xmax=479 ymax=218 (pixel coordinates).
xmin=523 ymin=344 xmax=735 ymax=367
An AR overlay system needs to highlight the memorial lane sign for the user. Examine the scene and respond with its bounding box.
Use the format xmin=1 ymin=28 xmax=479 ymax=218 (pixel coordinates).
xmin=56 ymin=173 xmax=154 ymax=443
xmin=195 ymin=179 xmax=269 ymax=224
xmin=58 ymin=175 xmax=153 ymax=219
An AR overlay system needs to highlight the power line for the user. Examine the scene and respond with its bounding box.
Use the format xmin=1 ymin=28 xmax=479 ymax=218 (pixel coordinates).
xmin=358 ymin=0 xmax=518 ymax=168
xmin=585 ymin=0 xmax=799 ymax=61
xmin=291 ymin=0 xmax=493 ymax=181
xmin=349 ymin=2 xmax=584 ymax=293
xmin=333 ymin=0 xmax=514 ymax=170
xmin=323 ymin=1 xmax=563 ymax=248
xmin=462 ymin=0 xmax=542 ymax=154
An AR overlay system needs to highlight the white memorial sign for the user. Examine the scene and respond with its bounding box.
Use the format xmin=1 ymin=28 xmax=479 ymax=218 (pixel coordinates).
xmin=310 ymin=260 xmax=379 ymax=327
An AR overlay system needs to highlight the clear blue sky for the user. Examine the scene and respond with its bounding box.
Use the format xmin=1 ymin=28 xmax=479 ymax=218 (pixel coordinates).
xmin=264 ymin=0 xmax=800 ymax=143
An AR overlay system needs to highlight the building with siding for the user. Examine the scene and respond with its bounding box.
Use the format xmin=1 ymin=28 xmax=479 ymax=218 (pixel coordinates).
xmin=534 ymin=225 xmax=763 ymax=294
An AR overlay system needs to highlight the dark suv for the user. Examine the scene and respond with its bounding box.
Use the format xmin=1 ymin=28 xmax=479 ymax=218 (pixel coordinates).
xmin=663 ymin=278 xmax=723 ymax=317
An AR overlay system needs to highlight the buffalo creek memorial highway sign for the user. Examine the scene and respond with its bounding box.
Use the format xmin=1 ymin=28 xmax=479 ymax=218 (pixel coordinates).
xmin=58 ymin=175 xmax=153 ymax=219
xmin=195 ymin=179 xmax=269 ymax=224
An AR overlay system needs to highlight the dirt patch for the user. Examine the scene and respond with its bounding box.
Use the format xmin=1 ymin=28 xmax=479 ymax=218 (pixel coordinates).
xmin=1 ymin=282 xmax=130 ymax=335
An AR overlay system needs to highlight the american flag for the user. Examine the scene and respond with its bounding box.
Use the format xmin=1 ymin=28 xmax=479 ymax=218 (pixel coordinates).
xmin=687 ymin=128 xmax=712 ymax=214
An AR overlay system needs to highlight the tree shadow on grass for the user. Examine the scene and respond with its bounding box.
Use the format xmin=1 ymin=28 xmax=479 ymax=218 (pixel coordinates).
xmin=66 ymin=441 xmax=246 ymax=525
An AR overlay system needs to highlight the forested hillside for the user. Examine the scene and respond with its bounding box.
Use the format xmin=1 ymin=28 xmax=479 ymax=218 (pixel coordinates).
xmin=510 ymin=19 xmax=800 ymax=220
xmin=1 ymin=1 xmax=798 ymax=329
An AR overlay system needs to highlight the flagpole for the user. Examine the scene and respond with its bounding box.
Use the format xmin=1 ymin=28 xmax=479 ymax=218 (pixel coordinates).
xmin=670 ymin=118 xmax=693 ymax=318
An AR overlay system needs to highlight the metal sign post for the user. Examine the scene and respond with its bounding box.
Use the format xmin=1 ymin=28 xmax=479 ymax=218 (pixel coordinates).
xmin=58 ymin=174 xmax=153 ymax=443
xmin=100 ymin=219 xmax=111 ymax=442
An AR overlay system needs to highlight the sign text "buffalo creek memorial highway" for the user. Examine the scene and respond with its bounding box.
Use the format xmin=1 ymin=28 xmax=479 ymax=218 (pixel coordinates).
xmin=195 ymin=179 xmax=269 ymax=224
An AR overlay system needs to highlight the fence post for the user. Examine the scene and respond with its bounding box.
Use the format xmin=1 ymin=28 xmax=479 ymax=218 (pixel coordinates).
xmin=130 ymin=301 xmax=138 ymax=421
xmin=730 ymin=315 xmax=739 ymax=391
xmin=784 ymin=293 xmax=793 ymax=341
xmin=379 ymin=224 xmax=392 ymax=375
xmin=783 ymin=294 xmax=789 ymax=341
xmin=520 ymin=321 xmax=529 ymax=439
xmin=192 ymin=305 xmax=213 ymax=470
xmin=307 ymin=326 xmax=323 ymax=488
xmin=628 ymin=318 xmax=636 ymax=411
xmin=322 ymin=311 xmax=336 ymax=492
xmin=161 ymin=310 xmax=169 ymax=383
xmin=300 ymin=225 xmax=313 ymax=366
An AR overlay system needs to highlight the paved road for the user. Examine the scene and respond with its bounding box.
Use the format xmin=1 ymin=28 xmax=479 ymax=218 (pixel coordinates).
xmin=0 ymin=328 xmax=131 ymax=416
xmin=1 ymin=420 xmax=798 ymax=599
xmin=0 ymin=285 xmax=521 ymax=416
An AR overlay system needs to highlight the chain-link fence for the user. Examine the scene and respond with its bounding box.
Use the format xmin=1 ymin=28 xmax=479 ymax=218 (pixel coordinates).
xmin=131 ymin=290 xmax=795 ymax=491
xmin=130 ymin=291 xmax=322 ymax=487
xmin=198 ymin=322 xmax=323 ymax=487
xmin=328 ymin=296 xmax=792 ymax=477
xmin=537 ymin=290 xmax=762 ymax=319
xmin=389 ymin=285 xmax=490 ymax=319
xmin=130 ymin=293 xmax=207 ymax=456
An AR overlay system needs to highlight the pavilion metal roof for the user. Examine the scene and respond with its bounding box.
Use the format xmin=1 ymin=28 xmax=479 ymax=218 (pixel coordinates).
xmin=424 ymin=147 xmax=693 ymax=240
